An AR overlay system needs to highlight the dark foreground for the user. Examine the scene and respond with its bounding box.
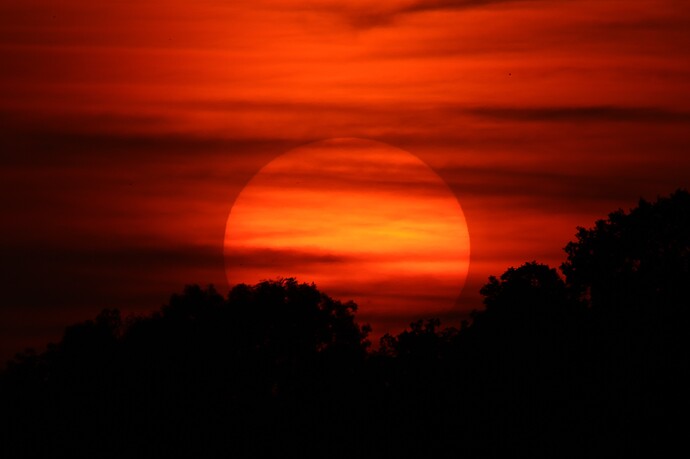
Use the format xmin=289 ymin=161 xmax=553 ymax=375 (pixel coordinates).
xmin=2 ymin=191 xmax=690 ymax=458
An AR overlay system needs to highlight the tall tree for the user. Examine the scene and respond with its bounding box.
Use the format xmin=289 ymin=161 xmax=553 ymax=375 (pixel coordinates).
xmin=562 ymin=189 xmax=690 ymax=314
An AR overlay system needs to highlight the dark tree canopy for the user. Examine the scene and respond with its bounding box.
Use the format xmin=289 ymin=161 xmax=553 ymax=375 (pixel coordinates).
xmin=2 ymin=191 xmax=690 ymax=458
xmin=478 ymin=261 xmax=572 ymax=318
xmin=1 ymin=279 xmax=373 ymax=458
xmin=225 ymin=277 xmax=371 ymax=357
xmin=379 ymin=318 xmax=459 ymax=362
xmin=562 ymin=189 xmax=690 ymax=313
xmin=469 ymin=262 xmax=584 ymax=360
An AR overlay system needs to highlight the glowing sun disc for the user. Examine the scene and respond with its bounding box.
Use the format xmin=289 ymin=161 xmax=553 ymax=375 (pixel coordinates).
xmin=224 ymin=138 xmax=470 ymax=331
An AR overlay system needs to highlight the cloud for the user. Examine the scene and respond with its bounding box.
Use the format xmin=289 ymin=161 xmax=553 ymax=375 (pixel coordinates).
xmin=225 ymin=247 xmax=466 ymax=273
xmin=441 ymin=163 xmax=689 ymax=217
xmin=0 ymin=243 xmax=225 ymax=310
xmin=400 ymin=0 xmax=531 ymax=14
xmin=225 ymin=247 xmax=353 ymax=270
xmin=464 ymin=106 xmax=690 ymax=123
xmin=1 ymin=127 xmax=297 ymax=166
xmin=343 ymin=0 xmax=535 ymax=29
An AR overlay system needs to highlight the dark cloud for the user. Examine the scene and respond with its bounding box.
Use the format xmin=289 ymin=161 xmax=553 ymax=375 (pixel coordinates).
xmin=400 ymin=0 xmax=532 ymax=14
xmin=178 ymin=98 xmax=371 ymax=113
xmin=345 ymin=0 xmax=534 ymax=29
xmin=249 ymin=166 xmax=452 ymax=200
xmin=2 ymin=102 xmax=685 ymax=172
xmin=465 ymin=106 xmax=690 ymax=123
xmin=225 ymin=247 xmax=353 ymax=270
xmin=1 ymin=127 xmax=297 ymax=166
xmin=0 ymin=242 xmax=225 ymax=310
xmin=442 ymin=164 xmax=690 ymax=218
xmin=446 ymin=165 xmax=631 ymax=200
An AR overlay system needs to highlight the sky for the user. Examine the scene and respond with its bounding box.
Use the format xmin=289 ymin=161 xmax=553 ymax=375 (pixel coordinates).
xmin=1 ymin=0 xmax=690 ymax=361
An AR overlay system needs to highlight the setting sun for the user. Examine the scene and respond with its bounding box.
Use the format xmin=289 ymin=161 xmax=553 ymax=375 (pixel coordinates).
xmin=225 ymin=138 xmax=470 ymax=330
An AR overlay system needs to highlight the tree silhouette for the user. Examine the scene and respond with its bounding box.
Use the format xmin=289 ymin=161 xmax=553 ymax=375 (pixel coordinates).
xmin=562 ymin=189 xmax=690 ymax=369
xmin=562 ymin=189 xmax=690 ymax=314
xmin=1 ymin=279 xmax=373 ymax=458
xmin=475 ymin=261 xmax=577 ymax=326
xmin=2 ymin=191 xmax=689 ymax=457
xmin=379 ymin=318 xmax=458 ymax=361
xmin=561 ymin=189 xmax=690 ymax=452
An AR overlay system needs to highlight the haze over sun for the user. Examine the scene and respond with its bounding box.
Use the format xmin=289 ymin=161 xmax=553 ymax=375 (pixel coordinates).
xmin=225 ymin=138 xmax=470 ymax=334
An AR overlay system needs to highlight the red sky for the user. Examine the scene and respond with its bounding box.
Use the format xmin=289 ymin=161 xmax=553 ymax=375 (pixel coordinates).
xmin=2 ymin=0 xmax=690 ymax=362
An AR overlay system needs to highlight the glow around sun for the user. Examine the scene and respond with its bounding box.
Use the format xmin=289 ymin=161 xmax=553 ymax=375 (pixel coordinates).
xmin=224 ymin=138 xmax=470 ymax=326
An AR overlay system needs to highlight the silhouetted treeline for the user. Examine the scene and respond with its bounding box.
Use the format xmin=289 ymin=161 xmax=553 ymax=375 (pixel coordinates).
xmin=2 ymin=190 xmax=689 ymax=458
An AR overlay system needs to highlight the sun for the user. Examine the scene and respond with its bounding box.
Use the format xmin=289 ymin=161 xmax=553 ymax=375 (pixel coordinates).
xmin=224 ymin=138 xmax=470 ymax=333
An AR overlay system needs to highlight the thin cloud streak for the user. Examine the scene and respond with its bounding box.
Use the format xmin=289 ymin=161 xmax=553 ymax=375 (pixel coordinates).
xmin=333 ymin=0 xmax=541 ymax=29
xmin=226 ymin=247 xmax=353 ymax=269
xmin=403 ymin=0 xmax=532 ymax=12
xmin=181 ymin=99 xmax=690 ymax=124
xmin=466 ymin=106 xmax=690 ymax=123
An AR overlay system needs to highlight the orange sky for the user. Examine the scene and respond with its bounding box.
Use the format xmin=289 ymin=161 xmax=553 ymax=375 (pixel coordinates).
xmin=2 ymin=0 xmax=690 ymax=361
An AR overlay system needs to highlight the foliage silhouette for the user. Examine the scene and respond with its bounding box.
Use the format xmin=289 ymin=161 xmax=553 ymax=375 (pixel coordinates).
xmin=563 ymin=189 xmax=690 ymax=312
xmin=1 ymin=279 xmax=372 ymax=458
xmin=561 ymin=189 xmax=690 ymax=451
xmin=2 ymin=190 xmax=689 ymax=457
